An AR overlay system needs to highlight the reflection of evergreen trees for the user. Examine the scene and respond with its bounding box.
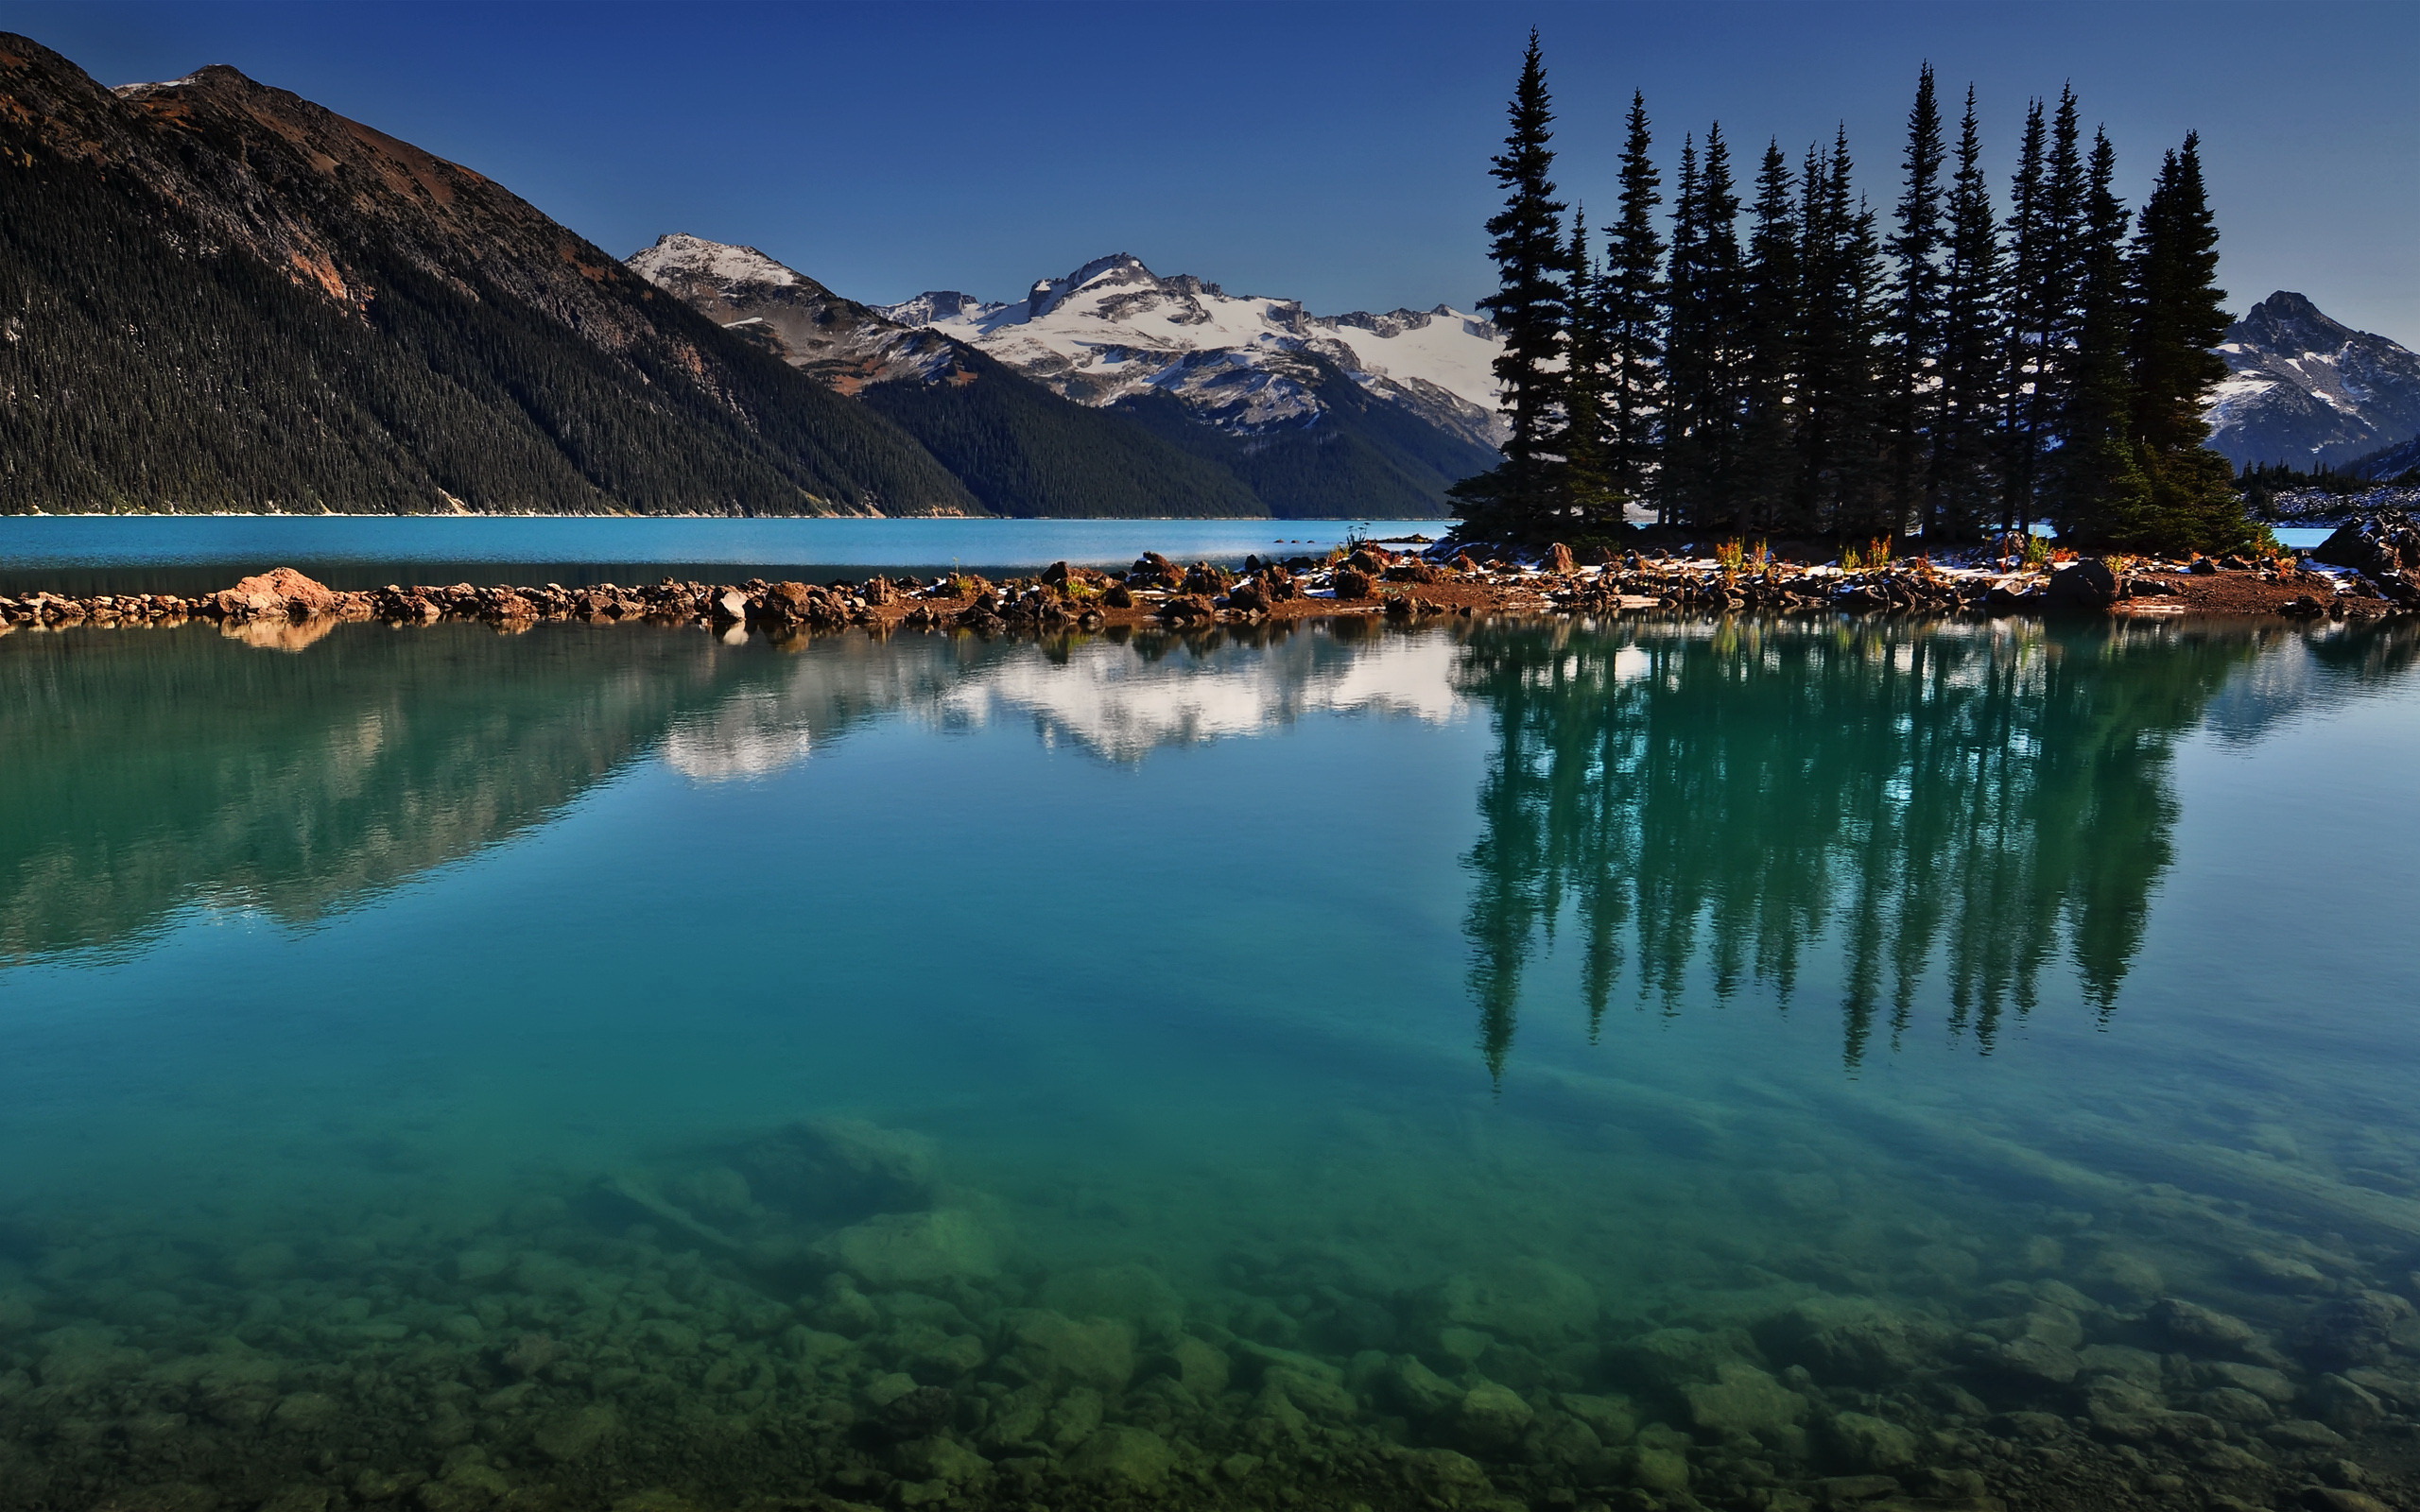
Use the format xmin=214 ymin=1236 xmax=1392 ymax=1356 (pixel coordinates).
xmin=1456 ymin=619 xmax=2261 ymax=1075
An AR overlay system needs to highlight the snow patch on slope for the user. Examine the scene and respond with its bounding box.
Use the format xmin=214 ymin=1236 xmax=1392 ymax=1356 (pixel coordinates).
xmin=877 ymin=253 xmax=1506 ymax=448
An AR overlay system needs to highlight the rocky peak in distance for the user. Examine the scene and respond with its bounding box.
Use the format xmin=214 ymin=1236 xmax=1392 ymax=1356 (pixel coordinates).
xmin=2207 ymin=291 xmax=2420 ymax=470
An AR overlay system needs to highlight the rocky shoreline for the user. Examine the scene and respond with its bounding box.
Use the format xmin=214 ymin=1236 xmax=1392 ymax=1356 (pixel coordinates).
xmin=5 ymin=512 xmax=2419 ymax=646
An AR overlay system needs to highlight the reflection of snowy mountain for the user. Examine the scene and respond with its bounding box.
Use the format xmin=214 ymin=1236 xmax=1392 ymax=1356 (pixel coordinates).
xmin=656 ymin=629 xmax=1467 ymax=781
xmin=939 ymin=632 xmax=1465 ymax=762
xmin=2202 ymin=625 xmax=2420 ymax=744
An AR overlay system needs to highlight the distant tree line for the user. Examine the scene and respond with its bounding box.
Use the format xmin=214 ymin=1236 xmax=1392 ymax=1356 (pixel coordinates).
xmin=1456 ymin=34 xmax=2256 ymax=555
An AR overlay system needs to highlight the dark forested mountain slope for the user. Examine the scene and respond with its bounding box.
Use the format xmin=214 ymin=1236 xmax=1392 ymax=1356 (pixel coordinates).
xmin=0 ymin=36 xmax=975 ymax=514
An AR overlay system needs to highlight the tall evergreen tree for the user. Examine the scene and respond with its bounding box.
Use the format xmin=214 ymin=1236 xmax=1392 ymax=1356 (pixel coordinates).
xmin=1661 ymin=127 xmax=1741 ymax=529
xmin=1931 ymin=86 xmax=2004 ymax=540
xmin=2098 ymin=133 xmax=2253 ymax=551
xmin=1795 ymin=130 xmax=1889 ymax=536
xmin=2003 ymin=88 xmax=2087 ymax=538
xmin=1555 ymin=210 xmax=1621 ymax=531
xmin=2045 ymin=128 xmax=2145 ymax=539
xmin=1883 ymin=65 xmax=1946 ymax=533
xmin=1453 ymin=30 xmax=1569 ymax=541
xmin=1603 ymin=92 xmax=1667 ymax=506
xmin=1734 ymin=140 xmax=1802 ymax=534
xmin=1659 ymin=135 xmax=1705 ymax=528
xmin=1999 ymin=99 xmax=2049 ymax=536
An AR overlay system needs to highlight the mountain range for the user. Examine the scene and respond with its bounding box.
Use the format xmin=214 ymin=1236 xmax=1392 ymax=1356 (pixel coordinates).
xmin=2205 ymin=292 xmax=2420 ymax=473
xmin=9 ymin=28 xmax=2413 ymax=520
xmin=0 ymin=34 xmax=1491 ymax=518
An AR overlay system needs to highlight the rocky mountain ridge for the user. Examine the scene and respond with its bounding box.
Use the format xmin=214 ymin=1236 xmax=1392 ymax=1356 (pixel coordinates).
xmin=877 ymin=252 xmax=1507 ymax=452
xmin=636 ymin=236 xmax=1494 ymax=518
xmin=2206 ymin=292 xmax=2420 ymax=472
xmin=626 ymin=232 xmax=952 ymax=391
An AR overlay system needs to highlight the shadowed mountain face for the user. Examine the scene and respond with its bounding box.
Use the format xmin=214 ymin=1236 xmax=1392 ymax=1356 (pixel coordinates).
xmin=2207 ymin=292 xmax=2420 ymax=470
xmin=1453 ymin=618 xmax=2290 ymax=1078
xmin=0 ymin=36 xmax=975 ymax=516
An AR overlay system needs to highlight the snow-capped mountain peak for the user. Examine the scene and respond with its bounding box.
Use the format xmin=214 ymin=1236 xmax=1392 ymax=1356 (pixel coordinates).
xmin=2206 ymin=291 xmax=2420 ymax=470
xmin=627 ymin=232 xmax=806 ymax=294
xmin=874 ymin=252 xmax=1505 ymax=449
xmin=626 ymin=233 xmax=947 ymax=386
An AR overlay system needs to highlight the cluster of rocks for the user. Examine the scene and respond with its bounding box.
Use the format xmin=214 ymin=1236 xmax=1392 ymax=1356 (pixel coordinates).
xmin=4 ymin=1117 xmax=2418 ymax=1512
xmin=13 ymin=523 xmax=2418 ymax=647
xmin=2313 ymin=509 xmax=2420 ymax=607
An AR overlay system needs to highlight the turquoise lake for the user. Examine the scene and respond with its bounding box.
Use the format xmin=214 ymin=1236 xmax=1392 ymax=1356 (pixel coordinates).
xmin=2 ymin=600 xmax=2418 ymax=1512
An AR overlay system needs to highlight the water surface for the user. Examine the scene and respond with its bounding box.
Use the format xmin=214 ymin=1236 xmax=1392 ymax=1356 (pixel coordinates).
xmin=0 ymin=516 xmax=1442 ymax=597
xmin=2 ymin=610 xmax=2417 ymax=1512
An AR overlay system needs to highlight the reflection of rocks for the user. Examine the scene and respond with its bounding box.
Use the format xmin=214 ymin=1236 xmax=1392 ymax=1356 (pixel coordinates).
xmin=221 ymin=613 xmax=345 ymax=652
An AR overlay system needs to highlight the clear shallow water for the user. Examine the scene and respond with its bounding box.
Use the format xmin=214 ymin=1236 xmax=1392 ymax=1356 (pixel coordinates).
xmin=0 ymin=517 xmax=1443 ymax=597
xmin=3 ymin=611 xmax=2419 ymax=1512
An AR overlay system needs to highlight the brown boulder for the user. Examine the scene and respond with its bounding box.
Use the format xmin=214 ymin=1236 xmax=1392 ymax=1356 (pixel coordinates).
xmin=1158 ymin=593 xmax=1219 ymax=627
xmin=214 ymin=567 xmax=341 ymax=622
xmin=1224 ymin=580 xmax=1270 ymax=614
xmin=1333 ymin=567 xmax=1376 ymax=601
xmin=1544 ymin=542 xmax=1578 ymax=574
xmin=1103 ymin=582 xmax=1136 ymax=609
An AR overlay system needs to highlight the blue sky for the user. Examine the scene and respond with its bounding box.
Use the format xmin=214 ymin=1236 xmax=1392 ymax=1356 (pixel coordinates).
xmin=7 ymin=1 xmax=2415 ymax=343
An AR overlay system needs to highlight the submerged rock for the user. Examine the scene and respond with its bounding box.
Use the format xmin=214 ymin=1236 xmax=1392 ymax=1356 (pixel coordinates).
xmin=810 ymin=1209 xmax=997 ymax=1288
xmin=1000 ymin=1309 xmax=1135 ymax=1390
xmin=1755 ymin=1296 xmax=1936 ymax=1385
xmin=1827 ymin=1410 xmax=1919 ymax=1470
xmin=1432 ymin=1256 xmax=1599 ymax=1346
xmin=1681 ymin=1361 xmax=1806 ymax=1442
xmin=1454 ymin=1381 xmax=1534 ymax=1451
xmin=1039 ymin=1263 xmax=1184 ymax=1340
xmin=735 ymin=1117 xmax=938 ymax=1223
xmin=2152 ymin=1297 xmax=2262 ymax=1355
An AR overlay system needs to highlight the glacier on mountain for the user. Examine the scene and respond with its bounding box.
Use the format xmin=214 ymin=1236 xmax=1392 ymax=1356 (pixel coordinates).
xmin=875 ymin=252 xmax=1507 ymax=449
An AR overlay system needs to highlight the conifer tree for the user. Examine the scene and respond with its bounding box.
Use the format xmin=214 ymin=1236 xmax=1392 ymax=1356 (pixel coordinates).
xmin=1734 ymin=140 xmax=1802 ymax=534
xmin=1931 ymin=86 xmax=2004 ymax=540
xmin=1999 ymin=99 xmax=2050 ymax=535
xmin=1795 ymin=130 xmax=1889 ymax=536
xmin=1658 ymin=135 xmax=1704 ymax=528
xmin=1603 ymin=92 xmax=1666 ymax=505
xmin=2045 ymin=128 xmax=2146 ymax=539
xmin=1453 ymin=30 xmax=1569 ymax=541
xmin=1883 ymin=65 xmax=1946 ymax=533
xmin=1555 ymin=210 xmax=1622 ymax=531
xmin=2001 ymin=88 xmax=2088 ymax=538
xmin=2100 ymin=133 xmax=2252 ymax=551
xmin=1661 ymin=127 xmax=1740 ymax=528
